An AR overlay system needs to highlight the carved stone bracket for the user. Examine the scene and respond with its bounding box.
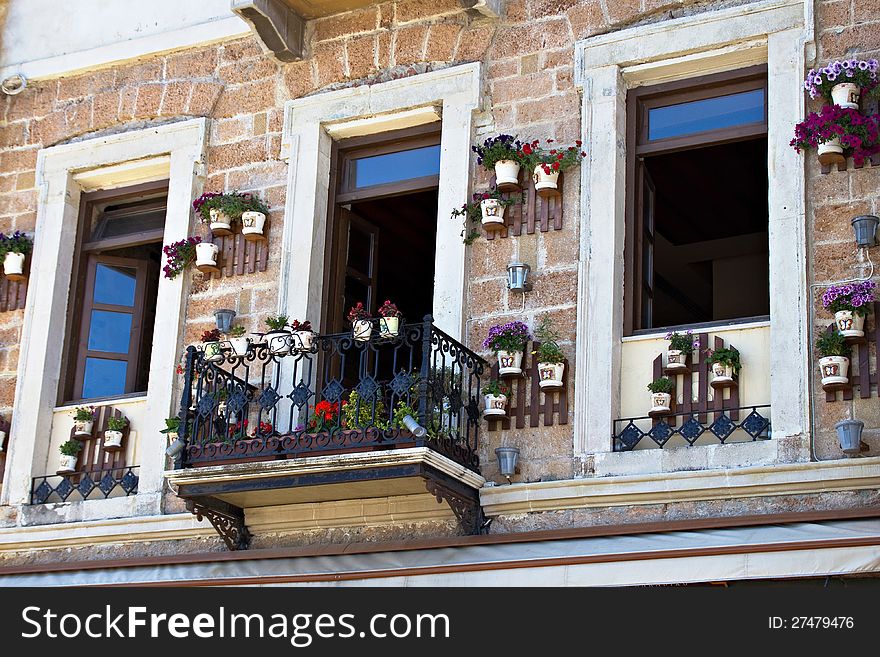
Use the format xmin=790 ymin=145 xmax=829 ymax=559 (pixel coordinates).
xmin=186 ymin=497 xmax=252 ymax=551
xmin=424 ymin=475 xmax=487 ymax=536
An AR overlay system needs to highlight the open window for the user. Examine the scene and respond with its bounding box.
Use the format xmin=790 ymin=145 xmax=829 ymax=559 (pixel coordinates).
xmin=61 ymin=182 xmax=167 ymax=404
xmin=625 ymin=66 xmax=770 ymax=334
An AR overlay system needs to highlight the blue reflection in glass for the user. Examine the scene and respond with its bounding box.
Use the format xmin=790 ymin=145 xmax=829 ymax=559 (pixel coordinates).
xmin=94 ymin=264 xmax=136 ymax=306
xmin=648 ymin=89 xmax=765 ymax=141
xmin=82 ymin=358 xmax=127 ymax=399
xmin=88 ymin=310 xmax=132 ymax=353
xmin=352 ymin=145 xmax=441 ymax=188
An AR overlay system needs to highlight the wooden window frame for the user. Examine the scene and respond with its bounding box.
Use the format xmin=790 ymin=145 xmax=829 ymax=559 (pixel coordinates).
xmin=624 ymin=66 xmax=768 ymax=336
xmin=60 ymin=180 xmax=168 ymax=405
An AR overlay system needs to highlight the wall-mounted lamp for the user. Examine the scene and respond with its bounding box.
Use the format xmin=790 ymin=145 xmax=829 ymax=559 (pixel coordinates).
xmin=214 ymin=308 xmax=236 ymax=333
xmin=402 ymin=415 xmax=427 ymax=437
xmin=851 ymin=215 xmax=879 ymax=248
xmin=835 ymin=419 xmax=864 ymax=456
xmin=506 ymin=261 xmax=532 ymax=293
xmin=495 ymin=446 xmax=520 ymax=482
xmin=165 ymin=436 xmax=186 ymax=458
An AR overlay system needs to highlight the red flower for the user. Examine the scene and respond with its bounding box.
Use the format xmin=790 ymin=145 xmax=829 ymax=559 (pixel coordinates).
xmin=522 ymin=143 xmax=532 ymax=155
xmin=575 ymin=140 xmax=582 ymax=146
xmin=547 ymin=139 xmax=554 ymax=143
xmin=550 ymin=149 xmax=557 ymax=155
xmin=552 ymin=162 xmax=560 ymax=171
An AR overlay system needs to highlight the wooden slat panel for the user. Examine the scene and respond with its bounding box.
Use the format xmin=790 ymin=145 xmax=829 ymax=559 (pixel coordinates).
xmin=246 ymin=239 xmax=257 ymax=274
xmin=651 ymin=353 xmax=662 ymax=427
xmin=222 ymin=235 xmax=234 ymax=278
xmin=696 ymin=333 xmax=708 ymax=422
xmin=557 ymin=359 xmax=569 ymax=425
xmin=526 ymin=179 xmax=536 ymax=234
xmin=235 ymin=233 xmax=246 ymax=276
xmin=711 ymin=336 xmax=724 ymax=416
xmin=516 ymin=348 xmax=527 ymax=429
xmin=539 ymin=191 xmax=550 ymax=232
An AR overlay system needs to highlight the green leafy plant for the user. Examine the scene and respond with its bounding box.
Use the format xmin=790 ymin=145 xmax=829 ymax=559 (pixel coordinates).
xmin=162 ymin=236 xmax=201 ymax=279
xmin=532 ymin=315 xmax=565 ymax=364
xmin=343 ymin=390 xmax=389 ymax=430
xmin=212 ymin=388 xmax=229 ymax=402
xmin=228 ymin=325 xmax=246 ymax=338
xmin=816 ymin=328 xmax=851 ymax=358
xmin=106 ymin=415 xmax=129 ymax=431
xmin=451 ymin=190 xmax=518 ymax=245
xmin=647 ymin=377 xmax=674 ymax=394
xmin=705 ymin=346 xmax=742 ymax=374
xmin=392 ymin=400 xmax=419 ymax=429
xmin=59 ymin=439 xmax=83 ymax=456
xmin=160 ymin=417 xmax=181 ymax=434
xmin=666 ymin=330 xmax=699 ymax=355
xmin=72 ymin=406 xmax=95 ymax=422
xmin=192 ymin=191 xmax=270 ymax=223
xmin=265 ymin=314 xmax=289 ymax=331
xmin=0 ymin=231 xmax=33 ymax=257
xmin=472 ymin=134 xmax=525 ymax=170
xmin=483 ymin=380 xmax=507 ymax=396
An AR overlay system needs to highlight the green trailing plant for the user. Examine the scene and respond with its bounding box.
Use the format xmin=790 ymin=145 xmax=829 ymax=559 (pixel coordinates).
xmin=483 ymin=380 xmax=507 ymax=396
xmin=228 ymin=325 xmax=247 ymax=338
xmin=532 ymin=315 xmax=565 ymax=364
xmin=647 ymin=377 xmax=674 ymax=394
xmin=192 ymin=191 xmax=270 ymax=223
xmin=816 ymin=328 xmax=851 ymax=358
xmin=342 ymin=390 xmax=389 ymax=430
xmin=162 ymin=236 xmax=201 ymax=279
xmin=265 ymin=314 xmax=290 ymax=331
xmin=160 ymin=417 xmax=182 ymax=434
xmin=106 ymin=415 xmax=129 ymax=432
xmin=705 ymin=346 xmax=742 ymax=374
xmin=59 ymin=439 xmax=83 ymax=456
xmin=451 ymin=190 xmax=518 ymax=245
xmin=72 ymin=406 xmax=95 ymax=422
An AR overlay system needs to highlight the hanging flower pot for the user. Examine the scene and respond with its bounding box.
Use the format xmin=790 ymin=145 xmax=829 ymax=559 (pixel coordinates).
xmin=57 ymin=454 xmax=78 ymax=474
xmin=480 ymin=198 xmax=506 ymax=230
xmin=3 ymin=251 xmax=26 ymax=281
xmin=483 ymin=393 xmax=508 ymax=417
xmin=195 ymin=242 xmax=220 ymax=272
xmin=537 ymin=361 xmax=564 ymax=389
xmin=711 ymin=362 xmax=735 ymax=383
xmin=834 ymin=310 xmax=865 ymax=338
xmin=819 ymin=355 xmax=849 ymax=386
xmin=830 ymin=82 xmax=860 ymax=109
xmin=817 ymin=137 xmax=845 ymax=165
xmin=208 ymin=208 xmax=233 ymax=236
xmin=494 ymin=159 xmax=521 ymax=188
xmin=241 ymin=210 xmax=267 ymax=241
xmin=227 ymin=326 xmax=251 ymax=357
xmin=200 ymin=328 xmax=224 ymax=362
xmin=533 ymin=165 xmax=560 ymax=196
xmin=650 ymin=392 xmax=672 ymax=414
xmin=497 ymin=349 xmax=524 ymax=376
xmin=666 ymin=349 xmax=688 ymax=371
xmin=352 ymin=319 xmax=373 ymax=342
xmin=265 ymin=329 xmax=291 ymax=355
xmin=104 ymin=430 xmax=124 ymax=449
xmin=71 ymin=406 xmax=95 ymax=437
xmin=377 ymin=300 xmax=402 ymax=338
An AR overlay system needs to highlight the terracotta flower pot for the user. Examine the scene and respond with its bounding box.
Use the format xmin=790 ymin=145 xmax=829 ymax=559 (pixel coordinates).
xmin=834 ymin=310 xmax=865 ymax=338
xmin=819 ymin=355 xmax=849 ymax=386
xmin=537 ymin=361 xmax=564 ymax=389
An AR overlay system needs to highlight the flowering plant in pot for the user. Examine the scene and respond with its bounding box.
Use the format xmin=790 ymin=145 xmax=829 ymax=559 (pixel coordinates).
xmin=472 ymin=134 xmax=525 ymax=189
xmin=822 ymin=280 xmax=876 ymax=338
xmin=193 ymin=191 xmax=270 ymax=238
xmin=790 ymin=105 xmax=880 ymax=166
xmin=816 ymin=328 xmax=851 ymax=388
xmin=483 ymin=321 xmax=531 ymax=377
xmin=450 ymin=190 xmax=517 ymax=242
xmin=104 ymin=414 xmax=128 ymax=449
xmin=162 ymin=236 xmax=202 ymax=279
xmin=264 ymin=314 xmax=291 ymax=355
xmin=0 ymin=230 xmax=33 ymax=282
xmin=532 ymin=315 xmax=565 ymax=389
xmin=347 ymin=302 xmax=373 ymax=342
xmin=307 ymin=400 xmax=343 ymax=432
xmin=249 ymin=420 xmax=274 ymax=438
xmin=227 ymin=325 xmax=251 ymax=357
xmin=665 ymin=330 xmax=700 ymax=371
xmin=377 ymin=300 xmax=402 ymax=337
xmin=58 ymin=439 xmax=83 ymax=474
xmin=804 ymin=59 xmax=879 ymax=109
xmin=522 ymin=139 xmax=586 ymax=197
xmin=71 ymin=406 xmax=95 ymax=436
xmin=647 ymin=376 xmax=674 ymax=414
xmin=482 ymin=379 xmax=509 ymax=417
xmin=342 ymin=390 xmax=389 ymax=430
xmin=200 ymin=328 xmax=224 ymax=362
xmin=289 ymin=319 xmax=315 ymax=353
xmin=705 ymin=346 xmax=741 ymax=386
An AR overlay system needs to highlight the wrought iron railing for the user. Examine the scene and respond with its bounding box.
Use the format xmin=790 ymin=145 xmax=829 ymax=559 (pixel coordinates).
xmin=175 ymin=316 xmax=486 ymax=472
xmin=613 ymin=405 xmax=771 ymax=452
xmin=31 ymin=466 xmax=139 ymax=504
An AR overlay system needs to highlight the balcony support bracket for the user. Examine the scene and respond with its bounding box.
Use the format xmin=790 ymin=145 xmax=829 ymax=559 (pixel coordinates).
xmin=423 ymin=470 xmax=487 ymax=536
xmin=186 ymin=496 xmax=252 ymax=551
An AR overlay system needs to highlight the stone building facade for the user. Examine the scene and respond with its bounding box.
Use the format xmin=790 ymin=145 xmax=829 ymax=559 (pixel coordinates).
xmin=0 ymin=0 xmax=878 ymax=585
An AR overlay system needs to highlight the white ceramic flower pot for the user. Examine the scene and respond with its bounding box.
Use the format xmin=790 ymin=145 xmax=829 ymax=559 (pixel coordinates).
xmin=352 ymin=319 xmax=373 ymax=342
xmin=379 ymin=316 xmax=400 ymax=337
xmin=3 ymin=251 xmax=26 ymax=281
xmin=73 ymin=420 xmax=94 ymax=437
xmin=835 ymin=310 xmax=865 ymax=338
xmin=494 ymin=159 xmax=521 ymax=187
xmin=58 ymin=454 xmax=78 ymax=473
xmin=209 ymin=208 xmax=233 ymax=235
xmin=292 ymin=330 xmax=315 ymax=353
xmin=537 ymin=361 xmax=565 ymax=389
xmin=666 ymin=349 xmax=688 ymax=371
xmin=229 ymin=336 xmax=251 ymax=356
xmin=831 ymin=82 xmax=860 ymax=109
xmin=266 ymin=329 xmax=291 ymax=355
xmin=533 ymin=165 xmax=560 ymax=194
xmin=203 ymin=341 xmax=224 ymax=362
xmin=483 ymin=393 xmax=508 ymax=417
xmin=650 ymin=392 xmax=672 ymax=413
xmin=817 ymin=137 xmax=845 ymax=165
xmin=241 ymin=211 xmax=267 ymax=240
xmin=195 ymin=242 xmax=220 ymax=270
xmin=819 ymin=355 xmax=850 ymax=386
xmin=104 ymin=430 xmax=123 ymax=448
xmin=0 ymin=429 xmax=6 ymax=452
xmin=711 ymin=362 xmax=735 ymax=383
xmin=480 ymin=198 xmax=506 ymax=230
xmin=497 ymin=350 xmax=524 ymax=376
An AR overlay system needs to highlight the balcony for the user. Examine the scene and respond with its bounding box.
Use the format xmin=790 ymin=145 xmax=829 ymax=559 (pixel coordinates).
xmin=165 ymin=317 xmax=488 ymax=549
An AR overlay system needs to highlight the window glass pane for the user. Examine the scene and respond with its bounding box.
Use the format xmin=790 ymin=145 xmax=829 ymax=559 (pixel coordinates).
xmin=347 ymin=224 xmax=373 ymax=275
xmin=88 ymin=310 xmax=132 ymax=353
xmin=82 ymin=358 xmax=127 ymax=399
xmin=351 ymin=145 xmax=441 ymax=188
xmin=93 ymin=264 xmax=137 ymax=306
xmin=648 ymin=89 xmax=764 ymax=141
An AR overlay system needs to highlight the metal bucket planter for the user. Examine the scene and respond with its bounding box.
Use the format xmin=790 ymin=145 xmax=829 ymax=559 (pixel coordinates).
xmin=495 ymin=446 xmax=520 ymax=480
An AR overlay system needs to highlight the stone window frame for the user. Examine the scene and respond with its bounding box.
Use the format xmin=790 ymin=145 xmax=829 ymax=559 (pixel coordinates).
xmin=573 ymin=0 xmax=811 ymax=459
xmin=277 ymin=62 xmax=482 ymax=341
xmin=2 ymin=118 xmax=208 ymax=518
